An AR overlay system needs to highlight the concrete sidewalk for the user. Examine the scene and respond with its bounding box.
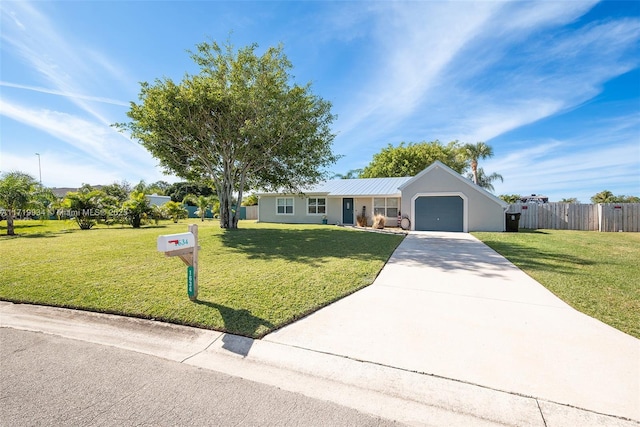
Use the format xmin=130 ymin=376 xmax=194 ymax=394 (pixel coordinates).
xmin=1 ymin=232 xmax=638 ymax=425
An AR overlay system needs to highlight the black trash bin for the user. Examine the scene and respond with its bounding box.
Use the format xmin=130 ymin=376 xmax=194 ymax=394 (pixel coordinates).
xmin=505 ymin=212 xmax=521 ymax=232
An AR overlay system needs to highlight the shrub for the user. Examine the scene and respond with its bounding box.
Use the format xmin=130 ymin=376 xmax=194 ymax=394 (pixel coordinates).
xmin=123 ymin=190 xmax=152 ymax=228
xmin=62 ymin=188 xmax=105 ymax=230
xmin=372 ymin=214 xmax=385 ymax=229
xmin=356 ymin=214 xmax=368 ymax=227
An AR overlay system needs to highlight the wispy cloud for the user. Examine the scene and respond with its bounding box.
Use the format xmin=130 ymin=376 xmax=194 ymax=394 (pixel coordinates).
xmin=330 ymin=0 xmax=639 ymax=159
xmin=0 ymin=82 xmax=129 ymax=106
xmin=489 ymin=140 xmax=639 ymax=201
xmin=0 ymin=98 xmax=149 ymax=168
xmin=0 ymin=150 xmax=175 ymax=188
xmin=486 ymin=113 xmax=640 ymax=201
xmin=0 ymin=1 xmax=132 ymax=125
xmin=333 ymin=1 xmax=502 ymax=139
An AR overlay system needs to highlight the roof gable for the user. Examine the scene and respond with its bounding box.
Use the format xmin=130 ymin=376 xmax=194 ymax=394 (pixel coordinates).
xmin=399 ymin=160 xmax=508 ymax=208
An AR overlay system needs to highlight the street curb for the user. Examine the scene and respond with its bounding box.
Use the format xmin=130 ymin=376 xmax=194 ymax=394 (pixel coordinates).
xmin=1 ymin=302 xmax=637 ymax=426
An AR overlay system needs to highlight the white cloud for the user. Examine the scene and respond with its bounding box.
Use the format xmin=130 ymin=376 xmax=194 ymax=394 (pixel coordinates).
xmin=329 ymin=0 xmax=636 ymax=161
xmin=0 ymin=1 xmax=132 ymax=125
xmin=0 ymin=81 xmax=128 ymax=106
xmin=487 ymin=132 xmax=640 ymax=202
xmin=0 ymin=98 xmax=148 ymax=166
xmin=0 ymin=150 xmax=177 ymax=188
xmin=497 ymin=0 xmax=598 ymax=32
xmin=334 ymin=1 xmax=502 ymax=139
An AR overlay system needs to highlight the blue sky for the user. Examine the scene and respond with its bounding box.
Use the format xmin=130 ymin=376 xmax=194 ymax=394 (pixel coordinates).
xmin=1 ymin=1 xmax=639 ymax=202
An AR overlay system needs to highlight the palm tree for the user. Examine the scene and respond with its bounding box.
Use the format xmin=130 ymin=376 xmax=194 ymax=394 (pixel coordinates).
xmin=31 ymin=186 xmax=56 ymax=219
xmin=183 ymin=194 xmax=215 ymax=222
xmin=331 ymin=169 xmax=363 ymax=179
xmin=559 ymin=198 xmax=579 ymax=204
xmin=499 ymin=194 xmax=522 ymax=204
xmin=62 ymin=188 xmax=105 ymax=230
xmin=0 ymin=171 xmax=39 ymax=235
xmin=467 ymin=168 xmax=503 ymax=192
xmin=590 ymin=190 xmax=616 ymax=204
xmin=461 ymin=142 xmax=494 ymax=185
xmin=162 ymin=201 xmax=188 ymax=223
xmin=123 ymin=190 xmax=152 ymax=228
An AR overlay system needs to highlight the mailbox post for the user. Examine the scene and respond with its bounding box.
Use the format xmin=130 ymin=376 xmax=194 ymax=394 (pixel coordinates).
xmin=157 ymin=224 xmax=199 ymax=301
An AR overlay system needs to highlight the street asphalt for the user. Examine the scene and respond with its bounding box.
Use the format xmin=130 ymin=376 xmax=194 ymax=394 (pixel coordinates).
xmin=0 ymin=328 xmax=396 ymax=426
xmin=1 ymin=231 xmax=639 ymax=426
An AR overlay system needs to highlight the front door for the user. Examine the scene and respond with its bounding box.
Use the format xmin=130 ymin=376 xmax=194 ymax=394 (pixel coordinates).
xmin=342 ymin=198 xmax=354 ymax=225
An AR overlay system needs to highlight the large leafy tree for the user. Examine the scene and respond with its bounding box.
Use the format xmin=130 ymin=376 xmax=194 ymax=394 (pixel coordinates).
xmin=0 ymin=171 xmax=39 ymax=235
xmin=241 ymin=194 xmax=259 ymax=206
xmin=361 ymin=140 xmax=467 ymax=178
xmin=102 ymin=181 xmax=132 ymax=203
xmin=117 ymin=40 xmax=337 ymax=229
xmin=166 ymin=182 xmax=215 ymax=204
xmin=460 ymin=142 xmax=494 ymax=185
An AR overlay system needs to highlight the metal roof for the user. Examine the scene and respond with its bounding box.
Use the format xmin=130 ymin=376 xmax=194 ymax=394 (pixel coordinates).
xmin=303 ymin=176 xmax=411 ymax=196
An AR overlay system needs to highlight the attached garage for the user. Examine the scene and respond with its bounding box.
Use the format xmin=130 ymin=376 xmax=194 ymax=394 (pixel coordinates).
xmin=414 ymin=194 xmax=465 ymax=232
xmin=399 ymin=161 xmax=508 ymax=232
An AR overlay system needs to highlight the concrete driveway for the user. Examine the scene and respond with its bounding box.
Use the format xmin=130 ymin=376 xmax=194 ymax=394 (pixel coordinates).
xmin=265 ymin=231 xmax=640 ymax=421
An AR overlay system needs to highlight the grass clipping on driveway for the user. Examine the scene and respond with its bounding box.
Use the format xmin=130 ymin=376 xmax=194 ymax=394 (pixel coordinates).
xmin=473 ymin=230 xmax=640 ymax=339
xmin=0 ymin=221 xmax=404 ymax=338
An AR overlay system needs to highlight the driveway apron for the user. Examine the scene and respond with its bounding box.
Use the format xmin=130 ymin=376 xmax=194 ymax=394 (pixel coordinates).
xmin=264 ymin=231 xmax=640 ymax=421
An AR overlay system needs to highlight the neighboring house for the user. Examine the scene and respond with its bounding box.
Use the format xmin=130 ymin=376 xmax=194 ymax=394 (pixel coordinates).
xmin=145 ymin=194 xmax=171 ymax=207
xmin=257 ymin=161 xmax=509 ymax=232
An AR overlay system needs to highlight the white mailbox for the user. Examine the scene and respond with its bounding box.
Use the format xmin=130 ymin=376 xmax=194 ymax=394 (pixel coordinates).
xmin=157 ymin=232 xmax=195 ymax=252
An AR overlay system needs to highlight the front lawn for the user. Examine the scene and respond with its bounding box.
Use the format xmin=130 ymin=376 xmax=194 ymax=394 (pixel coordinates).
xmin=472 ymin=230 xmax=640 ymax=339
xmin=0 ymin=220 xmax=404 ymax=338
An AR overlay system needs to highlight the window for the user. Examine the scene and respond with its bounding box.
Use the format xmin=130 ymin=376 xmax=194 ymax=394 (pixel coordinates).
xmin=277 ymin=197 xmax=294 ymax=215
xmin=307 ymin=197 xmax=326 ymax=215
xmin=373 ymin=197 xmax=399 ymax=217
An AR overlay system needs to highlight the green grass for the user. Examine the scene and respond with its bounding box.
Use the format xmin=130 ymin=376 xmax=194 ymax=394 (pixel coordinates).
xmin=472 ymin=229 xmax=640 ymax=339
xmin=0 ymin=220 xmax=404 ymax=338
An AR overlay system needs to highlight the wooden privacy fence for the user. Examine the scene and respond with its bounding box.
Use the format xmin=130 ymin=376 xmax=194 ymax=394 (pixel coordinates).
xmin=506 ymin=203 xmax=640 ymax=232
xmin=244 ymin=205 xmax=258 ymax=220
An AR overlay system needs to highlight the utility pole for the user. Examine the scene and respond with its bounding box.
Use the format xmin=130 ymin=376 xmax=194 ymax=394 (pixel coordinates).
xmin=35 ymin=153 xmax=42 ymax=184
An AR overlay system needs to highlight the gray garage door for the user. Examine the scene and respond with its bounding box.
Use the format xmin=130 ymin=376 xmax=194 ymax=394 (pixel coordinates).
xmin=414 ymin=196 xmax=464 ymax=232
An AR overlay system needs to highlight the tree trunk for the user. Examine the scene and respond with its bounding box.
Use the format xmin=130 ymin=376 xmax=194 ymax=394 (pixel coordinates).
xmin=233 ymin=171 xmax=247 ymax=229
xmin=471 ymin=159 xmax=479 ymax=185
xmin=6 ymin=210 xmax=15 ymax=236
xmin=218 ymin=182 xmax=235 ymax=229
xmin=218 ymin=159 xmax=239 ymax=229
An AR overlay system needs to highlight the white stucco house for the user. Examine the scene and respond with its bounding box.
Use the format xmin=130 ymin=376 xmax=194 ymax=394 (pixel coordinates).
xmin=257 ymin=161 xmax=509 ymax=232
xmin=145 ymin=194 xmax=171 ymax=207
